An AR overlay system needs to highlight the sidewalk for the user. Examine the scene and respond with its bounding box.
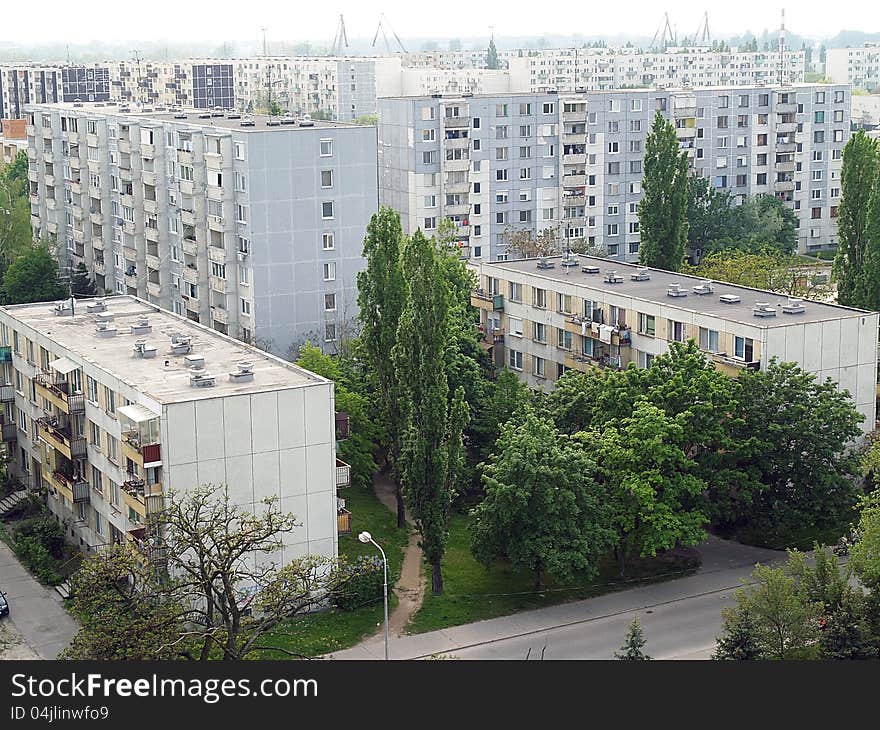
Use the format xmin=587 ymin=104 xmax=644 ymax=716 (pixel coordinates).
xmin=0 ymin=537 xmax=78 ymax=659
xmin=329 ymin=536 xmax=782 ymax=660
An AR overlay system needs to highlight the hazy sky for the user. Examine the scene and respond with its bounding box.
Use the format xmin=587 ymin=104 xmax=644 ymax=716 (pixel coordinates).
xmin=4 ymin=1 xmax=878 ymax=45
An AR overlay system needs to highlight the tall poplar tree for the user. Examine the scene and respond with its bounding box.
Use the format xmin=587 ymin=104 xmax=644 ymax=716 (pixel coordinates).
xmin=393 ymin=230 xmax=468 ymax=594
xmin=638 ymin=111 xmax=689 ymax=271
xmin=833 ymin=130 xmax=880 ymax=308
xmin=357 ymin=208 xmax=407 ymax=527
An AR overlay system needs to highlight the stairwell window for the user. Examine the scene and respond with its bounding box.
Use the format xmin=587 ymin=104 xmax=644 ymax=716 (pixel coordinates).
xmin=637 ymin=313 xmax=655 ymax=337
xmin=321 ymin=202 xmax=334 ymax=220
xmin=324 ymin=293 xmax=337 ymax=312
xmin=325 ymin=323 xmax=337 ymax=342
xmin=323 ymin=262 xmax=336 ymax=281
xmin=322 ymin=232 xmax=335 ymax=250
xmin=240 ymin=298 xmax=251 ymax=316
xmin=320 ymin=139 xmax=333 ymax=157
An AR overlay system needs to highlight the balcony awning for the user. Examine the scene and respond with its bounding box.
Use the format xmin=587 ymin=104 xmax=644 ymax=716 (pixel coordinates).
xmin=49 ymin=357 xmax=79 ymax=375
xmin=118 ymin=403 xmax=160 ymax=423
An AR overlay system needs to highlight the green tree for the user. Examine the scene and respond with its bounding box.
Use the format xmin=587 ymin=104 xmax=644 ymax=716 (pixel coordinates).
xmin=580 ymin=401 xmax=707 ymax=574
xmin=486 ymin=38 xmax=500 ymax=69
xmin=471 ymin=412 xmax=616 ymax=590
xmin=0 ymin=177 xmax=33 ymax=276
xmin=833 ymin=130 xmax=880 ymax=308
xmin=71 ymin=261 xmax=97 ymax=296
xmin=352 ymin=114 xmax=378 ymax=126
xmin=357 ymin=208 xmax=407 ymax=526
xmin=2 ymin=244 xmax=67 ymax=304
xmin=638 ymin=111 xmax=689 ymax=271
xmin=734 ymin=360 xmax=863 ymax=535
xmin=686 ymin=176 xmax=735 ymax=259
xmin=0 ymin=150 xmax=29 ymax=195
xmin=295 ymin=342 xmax=377 ymax=491
xmin=850 ymin=489 xmax=880 ymax=592
xmin=393 ymin=230 xmax=469 ymax=594
xmin=728 ymin=563 xmax=823 ymax=659
xmin=713 ymin=607 xmax=764 ymax=660
xmin=614 ymin=618 xmax=652 ymax=660
xmin=734 ymin=195 xmax=798 ymax=255
xmin=819 ymin=590 xmax=878 ymax=659
xmin=267 ymin=99 xmax=283 ymax=116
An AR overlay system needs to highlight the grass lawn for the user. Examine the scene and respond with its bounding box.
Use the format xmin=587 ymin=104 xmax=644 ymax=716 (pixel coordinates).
xmin=256 ymin=481 xmax=409 ymax=658
xmin=407 ymin=512 xmax=700 ymax=635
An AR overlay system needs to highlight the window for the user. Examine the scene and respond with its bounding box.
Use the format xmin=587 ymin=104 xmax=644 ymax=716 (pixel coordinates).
xmin=734 ymin=336 xmax=754 ymax=362
xmin=814 ymin=130 xmax=825 ymax=144
xmin=236 ymin=204 xmax=248 ymax=223
xmin=509 ymin=282 xmax=523 ymax=303
xmin=814 ymin=111 xmax=825 ymax=124
xmin=324 ymin=323 xmax=337 ymax=342
xmin=321 ymin=170 xmax=333 ymax=188
xmin=86 ymin=376 xmax=98 ymax=404
xmin=542 ymin=102 xmax=555 ymax=115
xmin=520 ymin=168 xmax=531 ymax=180
xmin=508 ymin=349 xmax=523 ymax=370
xmin=321 ymin=201 xmax=334 ymax=219
xmin=667 ymin=320 xmax=687 ymax=343
xmin=106 ymin=434 xmax=118 ymax=464
xmin=320 ymin=139 xmax=333 ymax=156
xmin=556 ymin=292 xmax=572 ymax=314
xmin=211 ymin=262 xmax=226 ymax=278
xmin=508 ymin=317 xmax=523 ymax=337
xmin=637 ymin=313 xmax=655 ymax=337
xmin=422 ymin=128 xmax=435 ymax=142
xmin=240 ymin=298 xmax=251 ymax=316
xmin=608 ymin=141 xmax=619 ymax=154
xmin=557 ymin=329 xmax=573 ymax=350
xmin=698 ymin=327 xmax=719 ymax=353
xmin=637 ymin=350 xmax=655 ymax=369
xmin=496 ymin=169 xmax=508 ymax=182
xmin=533 ymin=321 xmax=546 ymax=342
xmin=532 ymin=287 xmax=547 ymax=309
xmin=90 ymin=421 xmax=101 ymax=448
xmin=495 ymin=104 xmax=509 ymax=118
xmin=105 ymin=387 xmax=116 ymax=415
xmin=519 ymin=103 xmax=532 ymax=115
xmin=323 ymin=262 xmax=336 ymax=281
xmin=833 ymin=130 xmax=844 ymax=142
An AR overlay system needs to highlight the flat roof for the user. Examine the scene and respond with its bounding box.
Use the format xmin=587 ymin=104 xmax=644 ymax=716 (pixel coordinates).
xmin=26 ymin=102 xmax=356 ymax=133
xmin=1 ymin=296 xmax=326 ymax=404
xmin=485 ymin=254 xmax=869 ymax=328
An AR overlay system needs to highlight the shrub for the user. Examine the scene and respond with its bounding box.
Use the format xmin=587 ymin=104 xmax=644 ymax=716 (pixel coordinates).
xmin=332 ymin=555 xmax=385 ymax=611
xmin=15 ymin=514 xmax=65 ymax=559
xmin=14 ymin=535 xmax=63 ymax=585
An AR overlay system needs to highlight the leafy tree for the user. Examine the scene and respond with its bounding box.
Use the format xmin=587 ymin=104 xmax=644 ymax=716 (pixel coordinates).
xmin=71 ymin=261 xmax=97 ymax=296
xmin=614 ymin=618 xmax=652 ymax=660
xmin=735 ymin=195 xmax=798 ymax=255
xmin=727 ymin=563 xmax=823 ymax=659
xmin=357 ymin=208 xmax=407 ymax=526
xmin=295 ymin=342 xmax=377 ymax=491
xmin=734 ymin=360 xmax=863 ymax=534
xmin=267 ymin=99 xmax=283 ymax=116
xmin=486 ymin=38 xmax=500 ymax=69
xmin=2 ymin=244 xmax=67 ymax=304
xmin=393 ymin=230 xmax=469 ymax=594
xmin=0 ymin=175 xmax=33 ymax=276
xmin=471 ymin=412 xmax=616 ymax=589
xmin=470 ymin=367 xmax=532 ymax=465
xmin=352 ymin=114 xmax=378 ymax=126
xmin=713 ymin=607 xmax=764 ymax=660
xmin=638 ymin=111 xmax=689 ymax=271
xmin=579 ymin=401 xmax=707 ymax=574
xmin=850 ymin=489 xmax=880 ymax=592
xmin=0 ymin=150 xmax=29 ymax=195
xmin=819 ymin=590 xmax=878 ymax=659
xmin=833 ymin=130 xmax=880 ymax=308
xmin=686 ymin=176 xmax=735 ymax=259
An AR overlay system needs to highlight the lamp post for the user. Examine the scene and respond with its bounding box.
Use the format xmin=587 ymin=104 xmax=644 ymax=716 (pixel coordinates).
xmin=358 ymin=530 xmax=389 ymax=660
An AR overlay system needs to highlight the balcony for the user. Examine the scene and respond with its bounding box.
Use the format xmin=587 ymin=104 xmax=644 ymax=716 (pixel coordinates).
xmin=141 ymin=143 xmax=155 ymax=159
xmin=563 ymin=153 xmax=587 ymax=165
xmin=86 ymin=133 xmax=98 ymax=147
xmin=0 ymin=381 xmax=15 ymax=402
xmin=28 ymin=169 xmax=40 ymax=183
xmin=336 ymin=458 xmax=351 ymax=488
xmin=563 ymin=193 xmax=586 ymax=206
xmin=124 ymin=273 xmax=138 ymax=289
xmin=147 ymin=281 xmax=161 ymax=298
xmin=41 ymin=127 xmax=54 ymax=140
xmin=776 ymin=140 xmax=797 ymax=152
xmin=121 ymin=478 xmax=146 ymax=518
xmin=775 ymin=102 xmax=798 ymax=114
xmin=443 ymin=158 xmax=470 ymax=173
xmin=94 ymin=261 xmax=106 ymax=275
xmin=337 ymin=508 xmax=352 ymax=535
xmin=207 ymin=216 xmax=225 ymax=232
xmin=145 ymin=227 xmax=159 ymax=243
xmin=35 ymin=375 xmax=85 ymax=414
xmin=118 ymin=138 xmax=133 ymax=154
xmin=177 ymin=149 xmax=193 ymax=165
xmin=89 ymin=211 xmax=104 ymax=226
xmin=443 ymin=116 xmax=470 ymax=128
xmin=42 ymin=151 xmax=55 ymax=164
xmin=143 ymin=198 xmax=158 ymax=214
xmin=677 ymin=126 xmax=697 ymax=139
xmin=211 ymin=307 xmax=228 ymax=324
xmin=119 ymin=168 xmax=133 ymax=183
xmin=122 ymin=221 xmax=136 ymax=236
xmin=91 ymin=236 xmax=105 ymax=250
xmin=182 ymin=238 xmax=198 ymax=256
xmin=66 ymin=131 xmax=79 ymax=145
xmin=126 ymin=526 xmax=167 ymax=564
xmin=145 ymin=253 xmax=161 ymax=271
xmin=121 ymin=429 xmax=162 ymax=467
xmin=70 ymin=157 xmax=81 ymax=170
xmin=44 ymin=467 xmax=87 ymax=503
xmin=183 ymin=266 xmax=199 ymax=285
xmin=335 ymin=411 xmax=350 ymax=441
xmin=470 ymin=289 xmax=504 ymax=311
xmin=444 ymin=136 xmax=470 ymax=150
xmin=445 ymin=203 xmax=470 ymax=217
xmin=710 ymin=352 xmax=761 ymax=377
xmin=181 ymin=209 xmax=196 ymax=226
xmin=562 ymin=132 xmax=586 ymax=146
xmin=562 ymin=110 xmax=588 ymax=122
xmin=444 ymin=180 xmax=470 ymax=194
xmin=38 ymin=419 xmax=87 ymax=460
xmin=672 ymin=103 xmax=698 ymax=118
xmin=775 ymin=160 xmax=796 ymax=173
xmin=46 ymin=197 xmax=56 ymax=211
xmin=775 ymin=180 xmax=795 ymax=192
xmin=563 ymin=174 xmax=586 ymax=187
xmin=179 ymin=180 xmax=194 ymax=195
xmin=776 ymin=122 xmax=797 ymax=134
xmin=141 ymin=170 xmax=156 ymax=186
xmin=1 ymin=420 xmax=16 ymax=443
xmin=207 ymin=246 xmax=225 ymax=264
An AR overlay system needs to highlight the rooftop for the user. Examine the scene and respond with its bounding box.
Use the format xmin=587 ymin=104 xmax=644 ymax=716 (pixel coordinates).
xmin=26 ymin=101 xmax=356 ymax=132
xmin=1 ymin=296 xmax=325 ymax=403
xmin=485 ymin=254 xmax=867 ymax=327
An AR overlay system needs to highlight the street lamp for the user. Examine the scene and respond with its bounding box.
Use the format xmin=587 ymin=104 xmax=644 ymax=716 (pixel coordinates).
xmin=358 ymin=530 xmax=389 ymax=660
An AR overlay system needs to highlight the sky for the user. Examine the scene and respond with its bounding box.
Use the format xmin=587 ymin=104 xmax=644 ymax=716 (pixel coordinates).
xmin=3 ymin=1 xmax=878 ymax=45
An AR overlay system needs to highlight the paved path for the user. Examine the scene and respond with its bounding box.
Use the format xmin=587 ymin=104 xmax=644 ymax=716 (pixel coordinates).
xmin=0 ymin=537 xmax=78 ymax=659
xmin=329 ymin=536 xmax=783 ymax=660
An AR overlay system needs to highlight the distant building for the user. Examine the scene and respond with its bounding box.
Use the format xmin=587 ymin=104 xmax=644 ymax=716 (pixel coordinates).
xmin=826 ymin=46 xmax=880 ymax=92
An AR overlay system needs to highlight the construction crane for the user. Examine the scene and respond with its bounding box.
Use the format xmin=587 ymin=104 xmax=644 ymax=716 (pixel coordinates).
xmin=650 ymin=12 xmax=677 ymax=51
xmin=372 ymin=13 xmax=407 ymax=54
xmin=331 ymin=14 xmax=349 ymax=56
xmin=690 ymin=11 xmax=710 ymax=47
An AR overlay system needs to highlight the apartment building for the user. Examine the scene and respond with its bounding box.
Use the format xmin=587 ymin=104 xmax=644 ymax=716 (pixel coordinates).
xmin=826 ymin=46 xmax=880 ymax=91
xmin=0 ymin=295 xmax=352 ymax=561
xmin=1 ymin=118 xmax=27 ymax=165
xmin=109 ymin=60 xmax=235 ymax=110
xmin=471 ymin=254 xmax=878 ymax=430
xmin=25 ymin=102 xmax=377 ymax=356
xmin=0 ymin=64 xmax=111 ymax=119
xmin=378 ymin=83 xmax=848 ymax=264
xmin=507 ymin=48 xmax=806 ymax=92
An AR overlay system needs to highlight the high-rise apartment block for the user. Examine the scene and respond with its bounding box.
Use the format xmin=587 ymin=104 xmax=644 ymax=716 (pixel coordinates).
xmin=25 ymin=102 xmax=377 ymax=356
xmin=0 ymin=64 xmax=111 ymax=118
xmin=470 ymin=254 xmax=878 ymax=431
xmin=379 ymin=83 xmax=848 ymax=263
xmin=826 ymin=46 xmax=880 ymax=92
xmin=0 ymin=295 xmax=352 ymax=561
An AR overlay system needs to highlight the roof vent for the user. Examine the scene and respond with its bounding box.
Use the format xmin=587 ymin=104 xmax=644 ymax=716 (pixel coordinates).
xmin=560 ymin=255 xmax=578 ymax=268
xmin=666 ymin=283 xmax=688 ymax=297
xmin=184 ymin=353 xmax=205 ymax=369
xmin=131 ymin=316 xmax=152 ymax=335
xmin=95 ymin=311 xmax=114 ymax=322
xmin=581 ymin=265 xmax=601 ymax=274
xmin=781 ymin=298 xmax=805 ymax=314
xmin=173 ymin=113 xmax=187 ymax=119
xmin=86 ymin=298 xmax=107 ymax=313
xmin=692 ymin=280 xmax=714 ymax=295
xmin=631 ymin=268 xmax=651 ymax=281
xmin=753 ymin=302 xmax=777 ymax=317
xmin=719 ymin=294 xmax=741 ymax=304
xmin=189 ymin=368 xmax=216 ymax=387
xmin=298 ymin=120 xmax=315 ymax=127
xmin=133 ymin=339 xmax=157 ymax=359
xmin=170 ymin=333 xmax=192 ymax=355
xmin=240 ymin=115 xmax=255 ymax=127
xmin=229 ymin=360 xmax=255 ymax=383
xmin=95 ymin=320 xmax=118 ymax=337
xmin=536 ymin=256 xmax=555 ymax=269
xmin=53 ymin=300 xmax=74 ymax=317
xmin=604 ymin=270 xmax=624 ymax=284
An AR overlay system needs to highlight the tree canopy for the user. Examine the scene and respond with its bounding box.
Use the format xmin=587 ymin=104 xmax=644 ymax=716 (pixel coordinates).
xmin=2 ymin=244 xmax=67 ymax=304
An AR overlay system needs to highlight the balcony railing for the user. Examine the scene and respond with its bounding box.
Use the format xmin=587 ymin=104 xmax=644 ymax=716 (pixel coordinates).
xmin=335 ymin=412 xmax=350 ymax=441
xmin=337 ymin=508 xmax=352 ymax=535
xmin=37 ymin=418 xmax=87 ymax=459
xmin=35 ymin=375 xmax=85 ymax=414
xmin=1 ymin=419 xmax=17 ymax=443
xmin=336 ymin=458 xmax=351 ymax=488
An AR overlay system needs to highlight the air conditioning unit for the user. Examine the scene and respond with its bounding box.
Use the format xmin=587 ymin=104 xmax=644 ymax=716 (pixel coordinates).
xmin=631 ymin=268 xmax=651 ymax=281
xmin=719 ymin=294 xmax=741 ymax=304
xmin=692 ymin=280 xmax=714 ymax=295
xmin=753 ymin=302 xmax=777 ymax=317
xmin=666 ymin=283 xmax=687 ymax=297
xmin=604 ymin=270 xmax=623 ymax=284
xmin=782 ymin=298 xmax=805 ymax=314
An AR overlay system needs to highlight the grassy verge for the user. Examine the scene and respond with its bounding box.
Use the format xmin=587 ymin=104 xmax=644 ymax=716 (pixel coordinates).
xmin=256 ymin=481 xmax=409 ymax=658
xmin=408 ymin=512 xmax=700 ymax=635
